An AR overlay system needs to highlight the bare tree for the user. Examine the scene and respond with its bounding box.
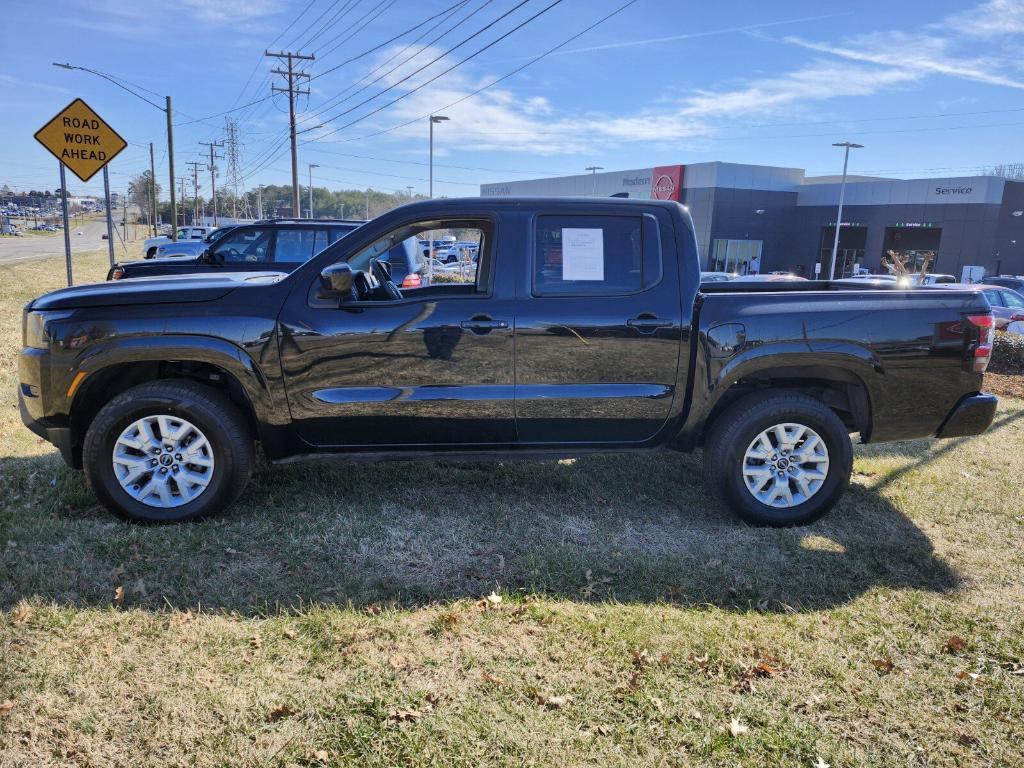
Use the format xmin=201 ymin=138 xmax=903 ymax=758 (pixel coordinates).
xmin=127 ymin=171 xmax=161 ymax=225
xmin=983 ymin=162 xmax=1024 ymax=179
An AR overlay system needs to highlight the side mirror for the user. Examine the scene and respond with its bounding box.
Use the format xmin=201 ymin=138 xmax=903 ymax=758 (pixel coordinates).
xmin=319 ymin=263 xmax=354 ymax=298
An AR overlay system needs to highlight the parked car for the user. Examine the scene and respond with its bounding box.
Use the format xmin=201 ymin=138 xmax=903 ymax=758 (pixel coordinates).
xmin=930 ymin=283 xmax=1024 ymax=330
xmin=154 ymin=226 xmax=239 ymax=260
xmin=846 ymin=273 xmax=897 ymax=282
xmin=731 ymin=273 xmax=808 ymax=282
xmin=108 ymin=219 xmax=363 ymax=281
xmin=21 ymin=198 xmax=996 ymax=526
xmin=907 ymin=273 xmax=957 ymax=285
xmin=983 ymin=276 xmax=1024 ymax=292
xmin=142 ymin=226 xmax=217 ymax=259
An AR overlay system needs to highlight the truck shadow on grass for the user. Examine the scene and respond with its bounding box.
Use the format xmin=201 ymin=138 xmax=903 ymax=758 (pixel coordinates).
xmin=12 ymin=401 xmax=1024 ymax=615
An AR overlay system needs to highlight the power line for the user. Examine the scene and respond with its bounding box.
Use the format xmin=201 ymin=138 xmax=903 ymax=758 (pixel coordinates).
xmin=303 ymin=0 xmax=638 ymax=146
xmin=298 ymin=0 xmax=490 ymax=128
xmin=302 ymin=0 xmax=557 ymax=138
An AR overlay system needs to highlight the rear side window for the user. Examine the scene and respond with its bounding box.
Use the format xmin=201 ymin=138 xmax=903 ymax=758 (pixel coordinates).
xmin=533 ymin=214 xmax=660 ymax=296
xmin=275 ymin=229 xmax=330 ymax=263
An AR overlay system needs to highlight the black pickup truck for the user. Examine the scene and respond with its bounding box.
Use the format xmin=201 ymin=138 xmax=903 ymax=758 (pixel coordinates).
xmin=20 ymin=198 xmax=997 ymax=525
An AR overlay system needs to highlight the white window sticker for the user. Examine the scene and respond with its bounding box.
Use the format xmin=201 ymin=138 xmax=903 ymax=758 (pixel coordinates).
xmin=561 ymin=228 xmax=604 ymax=281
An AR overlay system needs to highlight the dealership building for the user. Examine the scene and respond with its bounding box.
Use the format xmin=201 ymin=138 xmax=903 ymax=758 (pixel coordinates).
xmin=480 ymin=162 xmax=1024 ymax=278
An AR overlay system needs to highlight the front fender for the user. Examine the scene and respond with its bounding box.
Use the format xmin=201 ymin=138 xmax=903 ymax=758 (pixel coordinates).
xmin=70 ymin=334 xmax=284 ymax=431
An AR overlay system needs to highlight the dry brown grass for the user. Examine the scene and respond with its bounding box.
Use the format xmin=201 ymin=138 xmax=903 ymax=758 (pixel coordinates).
xmin=1 ymin=252 xmax=1023 ymax=766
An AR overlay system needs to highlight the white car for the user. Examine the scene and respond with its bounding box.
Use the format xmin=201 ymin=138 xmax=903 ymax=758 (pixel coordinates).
xmin=143 ymin=226 xmax=216 ymax=258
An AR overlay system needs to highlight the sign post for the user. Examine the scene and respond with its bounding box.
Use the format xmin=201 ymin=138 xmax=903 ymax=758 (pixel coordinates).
xmin=58 ymin=164 xmax=72 ymax=286
xmin=102 ymin=166 xmax=115 ymax=267
xmin=34 ymin=98 xmax=127 ymax=286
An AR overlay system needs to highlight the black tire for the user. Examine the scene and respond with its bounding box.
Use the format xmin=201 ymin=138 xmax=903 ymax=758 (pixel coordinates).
xmin=145 ymin=247 xmax=157 ymax=259
xmin=83 ymin=380 xmax=253 ymax=523
xmin=703 ymin=390 xmax=852 ymax=527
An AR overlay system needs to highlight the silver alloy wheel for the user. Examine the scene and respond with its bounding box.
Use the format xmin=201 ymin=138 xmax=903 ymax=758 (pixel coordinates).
xmin=741 ymin=422 xmax=829 ymax=508
xmin=112 ymin=414 xmax=215 ymax=508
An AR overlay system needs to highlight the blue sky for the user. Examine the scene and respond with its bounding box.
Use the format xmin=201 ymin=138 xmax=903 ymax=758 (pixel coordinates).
xmin=2 ymin=0 xmax=1023 ymax=201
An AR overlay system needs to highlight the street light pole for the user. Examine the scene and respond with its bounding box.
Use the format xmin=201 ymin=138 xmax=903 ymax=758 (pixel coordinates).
xmin=308 ymin=163 xmax=319 ymax=219
xmin=428 ymin=115 xmax=449 ymax=199
xmin=828 ymin=141 xmax=863 ymax=280
xmin=52 ymin=62 xmax=177 ymax=241
xmin=585 ymin=166 xmax=604 ymax=196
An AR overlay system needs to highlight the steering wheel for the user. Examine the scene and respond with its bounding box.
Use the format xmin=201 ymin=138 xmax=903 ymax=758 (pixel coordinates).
xmin=370 ymin=258 xmax=402 ymax=300
xmin=216 ymin=247 xmax=241 ymax=262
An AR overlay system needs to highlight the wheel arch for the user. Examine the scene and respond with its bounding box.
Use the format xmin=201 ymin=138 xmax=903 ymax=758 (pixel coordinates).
xmin=67 ymin=336 xmax=280 ymax=465
xmin=676 ymin=348 xmax=879 ymax=449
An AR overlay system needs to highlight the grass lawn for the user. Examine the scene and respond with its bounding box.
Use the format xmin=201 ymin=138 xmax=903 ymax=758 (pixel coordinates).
xmin=1 ymin=252 xmax=1022 ymax=767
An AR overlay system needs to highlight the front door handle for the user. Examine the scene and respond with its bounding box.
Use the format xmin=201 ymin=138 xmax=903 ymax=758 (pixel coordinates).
xmin=460 ymin=315 xmax=509 ymax=333
xmin=626 ymin=314 xmax=672 ymax=332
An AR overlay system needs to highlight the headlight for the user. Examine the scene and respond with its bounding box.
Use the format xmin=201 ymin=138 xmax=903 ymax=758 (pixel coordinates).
xmin=23 ymin=310 xmax=72 ymax=349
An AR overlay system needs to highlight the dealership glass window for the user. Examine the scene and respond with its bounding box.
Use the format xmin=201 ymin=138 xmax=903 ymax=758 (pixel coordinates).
xmin=533 ymin=214 xmax=660 ymax=296
xmin=710 ymin=239 xmax=763 ymax=274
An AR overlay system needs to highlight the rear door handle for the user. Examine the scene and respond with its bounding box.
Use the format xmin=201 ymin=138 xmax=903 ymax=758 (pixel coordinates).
xmin=627 ymin=315 xmax=672 ymax=331
xmin=460 ymin=315 xmax=509 ymax=332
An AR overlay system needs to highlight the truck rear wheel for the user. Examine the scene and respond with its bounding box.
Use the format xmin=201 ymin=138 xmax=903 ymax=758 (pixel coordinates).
xmin=704 ymin=391 xmax=852 ymax=526
xmin=82 ymin=380 xmax=253 ymax=523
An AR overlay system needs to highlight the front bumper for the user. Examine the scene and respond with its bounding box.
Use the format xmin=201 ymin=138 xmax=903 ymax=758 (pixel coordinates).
xmin=935 ymin=393 xmax=998 ymax=439
xmin=19 ymin=391 xmax=78 ymax=467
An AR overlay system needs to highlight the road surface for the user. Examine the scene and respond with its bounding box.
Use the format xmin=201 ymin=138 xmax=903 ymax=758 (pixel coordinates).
xmin=0 ymin=219 xmax=129 ymax=265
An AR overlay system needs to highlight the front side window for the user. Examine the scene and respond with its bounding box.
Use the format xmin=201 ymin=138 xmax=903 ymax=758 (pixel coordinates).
xmin=211 ymin=228 xmax=272 ymax=263
xmin=983 ymin=289 xmax=1005 ymax=307
xmin=274 ymin=229 xmax=329 ymax=264
xmin=534 ymin=215 xmax=656 ymax=296
xmin=346 ymin=219 xmax=488 ymax=291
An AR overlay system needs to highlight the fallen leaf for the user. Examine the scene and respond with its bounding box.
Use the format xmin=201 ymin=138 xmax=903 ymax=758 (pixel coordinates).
xmin=871 ymin=657 xmax=895 ymax=673
xmin=481 ymin=672 xmax=506 ymax=686
xmin=0 ymin=700 xmax=13 ymax=719
xmin=283 ymin=629 xmax=298 ymax=640
xmin=225 ymin=548 xmax=241 ymax=555
xmin=388 ymin=708 xmax=423 ymax=723
xmin=113 ymin=585 xmax=125 ymax=606
xmin=304 ymin=749 xmax=330 ymax=765
xmin=365 ymin=605 xmax=382 ymax=616
xmin=946 ymin=635 xmax=967 ymax=654
xmin=486 ymin=592 xmax=502 ymax=606
xmin=812 ymin=758 xmax=831 ymax=768
xmin=536 ymin=692 xmax=572 ymax=709
xmin=388 ymin=654 xmax=408 ymax=670
xmin=11 ymin=603 xmax=32 ymax=625
xmin=267 ymin=704 xmax=297 ymax=722
xmin=250 ymin=635 xmax=263 ymax=649
xmin=595 ymin=724 xmax=611 ymax=736
xmin=728 ymin=718 xmax=749 ymax=737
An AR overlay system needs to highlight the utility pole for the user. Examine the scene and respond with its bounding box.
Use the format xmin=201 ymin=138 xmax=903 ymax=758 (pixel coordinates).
xmin=257 ymin=185 xmax=263 ymax=219
xmin=148 ymin=142 xmax=158 ymax=235
xmin=187 ymin=161 xmax=202 ymax=225
xmin=166 ymin=96 xmax=177 ymax=241
xmin=266 ymin=50 xmax=314 ymax=218
xmin=308 ymin=163 xmax=319 ymax=219
xmin=177 ymin=177 xmax=187 ymax=226
xmin=200 ymin=141 xmax=224 ymax=225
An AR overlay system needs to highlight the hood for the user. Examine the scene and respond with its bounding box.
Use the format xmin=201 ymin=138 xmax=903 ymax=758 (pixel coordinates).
xmin=30 ymin=271 xmax=287 ymax=310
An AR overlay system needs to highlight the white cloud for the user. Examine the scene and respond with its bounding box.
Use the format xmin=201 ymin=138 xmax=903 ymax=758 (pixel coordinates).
xmin=785 ymin=32 xmax=1024 ymax=91
xmin=944 ymin=0 xmax=1024 ymax=37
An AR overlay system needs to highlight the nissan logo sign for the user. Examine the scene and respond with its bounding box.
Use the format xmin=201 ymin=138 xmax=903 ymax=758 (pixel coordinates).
xmin=651 ymin=173 xmax=676 ymax=200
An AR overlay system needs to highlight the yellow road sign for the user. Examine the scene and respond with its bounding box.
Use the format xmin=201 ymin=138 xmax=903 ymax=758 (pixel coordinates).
xmin=34 ymin=98 xmax=127 ymax=182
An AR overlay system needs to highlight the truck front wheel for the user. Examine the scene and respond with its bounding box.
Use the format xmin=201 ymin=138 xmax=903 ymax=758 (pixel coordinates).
xmin=704 ymin=391 xmax=852 ymax=526
xmin=82 ymin=380 xmax=253 ymax=523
